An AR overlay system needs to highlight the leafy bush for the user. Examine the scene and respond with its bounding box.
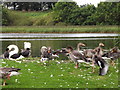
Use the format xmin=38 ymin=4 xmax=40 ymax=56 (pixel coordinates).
xmin=2 ymin=7 xmax=11 ymax=26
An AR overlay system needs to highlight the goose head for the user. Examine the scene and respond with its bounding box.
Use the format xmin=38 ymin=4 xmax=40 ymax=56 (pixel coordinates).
xmin=77 ymin=43 xmax=86 ymax=51
xmin=99 ymin=43 xmax=104 ymax=47
xmin=66 ymin=46 xmax=74 ymax=53
xmin=77 ymin=43 xmax=86 ymax=47
xmin=47 ymin=47 xmax=52 ymax=53
xmin=111 ymin=47 xmax=119 ymax=53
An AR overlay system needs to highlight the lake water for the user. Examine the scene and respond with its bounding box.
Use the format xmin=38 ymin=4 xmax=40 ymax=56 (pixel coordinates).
xmin=1 ymin=33 xmax=119 ymax=57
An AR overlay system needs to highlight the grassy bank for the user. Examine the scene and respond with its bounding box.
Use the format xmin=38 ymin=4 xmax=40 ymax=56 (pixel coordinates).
xmin=1 ymin=58 xmax=119 ymax=88
xmin=1 ymin=26 xmax=119 ymax=33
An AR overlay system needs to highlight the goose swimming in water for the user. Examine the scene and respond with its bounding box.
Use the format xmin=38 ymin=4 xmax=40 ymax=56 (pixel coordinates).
xmin=0 ymin=67 xmax=21 ymax=86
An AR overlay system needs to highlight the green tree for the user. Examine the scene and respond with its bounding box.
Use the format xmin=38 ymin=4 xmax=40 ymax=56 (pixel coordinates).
xmin=2 ymin=7 xmax=10 ymax=26
xmin=88 ymin=2 xmax=120 ymax=25
xmin=53 ymin=1 xmax=79 ymax=24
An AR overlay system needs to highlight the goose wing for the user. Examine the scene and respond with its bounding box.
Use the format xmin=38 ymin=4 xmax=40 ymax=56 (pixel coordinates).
xmin=99 ymin=63 xmax=109 ymax=75
xmin=0 ymin=67 xmax=21 ymax=72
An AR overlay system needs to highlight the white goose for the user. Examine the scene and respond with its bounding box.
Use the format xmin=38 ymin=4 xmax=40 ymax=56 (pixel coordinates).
xmin=7 ymin=45 xmax=24 ymax=60
xmin=21 ymin=42 xmax=31 ymax=57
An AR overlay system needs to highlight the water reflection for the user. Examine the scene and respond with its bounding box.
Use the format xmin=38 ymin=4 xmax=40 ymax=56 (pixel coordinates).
xmin=0 ymin=38 xmax=115 ymax=41
xmin=1 ymin=33 xmax=119 ymax=57
xmin=1 ymin=33 xmax=119 ymax=38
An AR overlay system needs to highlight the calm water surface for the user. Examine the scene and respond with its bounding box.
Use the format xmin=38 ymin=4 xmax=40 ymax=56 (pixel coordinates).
xmin=1 ymin=33 xmax=119 ymax=57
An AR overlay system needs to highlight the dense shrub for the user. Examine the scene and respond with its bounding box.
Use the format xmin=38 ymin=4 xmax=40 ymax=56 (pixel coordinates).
xmin=2 ymin=2 xmax=120 ymax=26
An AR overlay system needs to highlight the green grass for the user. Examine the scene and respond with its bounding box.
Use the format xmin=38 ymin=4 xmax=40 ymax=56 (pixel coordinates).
xmin=1 ymin=58 xmax=119 ymax=88
xmin=1 ymin=25 xmax=119 ymax=33
xmin=13 ymin=11 xmax=51 ymax=17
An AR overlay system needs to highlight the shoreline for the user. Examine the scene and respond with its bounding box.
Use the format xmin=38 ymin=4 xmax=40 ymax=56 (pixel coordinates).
xmin=1 ymin=26 xmax=119 ymax=33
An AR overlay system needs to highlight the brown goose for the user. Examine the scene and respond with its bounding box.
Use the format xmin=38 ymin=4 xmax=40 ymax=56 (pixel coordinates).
xmin=94 ymin=43 xmax=105 ymax=56
xmin=82 ymin=43 xmax=104 ymax=59
xmin=102 ymin=47 xmax=120 ymax=66
xmin=84 ymin=43 xmax=104 ymax=60
xmin=0 ymin=67 xmax=21 ymax=86
xmin=83 ymin=49 xmax=95 ymax=58
xmin=40 ymin=46 xmax=59 ymax=62
xmin=77 ymin=43 xmax=86 ymax=52
xmin=66 ymin=46 xmax=88 ymax=68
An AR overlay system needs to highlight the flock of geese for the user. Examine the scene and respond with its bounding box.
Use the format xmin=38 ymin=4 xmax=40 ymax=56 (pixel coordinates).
xmin=0 ymin=42 xmax=120 ymax=86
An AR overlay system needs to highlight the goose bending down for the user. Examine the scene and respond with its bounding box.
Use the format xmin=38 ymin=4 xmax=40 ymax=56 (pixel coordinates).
xmin=40 ymin=46 xmax=59 ymax=62
xmin=66 ymin=46 xmax=88 ymax=68
xmin=0 ymin=67 xmax=21 ymax=86
xmin=102 ymin=47 xmax=120 ymax=66
xmin=21 ymin=42 xmax=31 ymax=57
xmin=7 ymin=45 xmax=24 ymax=60
xmin=93 ymin=55 xmax=109 ymax=75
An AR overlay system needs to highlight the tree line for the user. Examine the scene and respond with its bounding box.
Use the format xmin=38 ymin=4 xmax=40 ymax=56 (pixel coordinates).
xmin=2 ymin=1 xmax=120 ymax=26
xmin=3 ymin=2 xmax=56 ymax=11
xmin=53 ymin=2 xmax=120 ymax=25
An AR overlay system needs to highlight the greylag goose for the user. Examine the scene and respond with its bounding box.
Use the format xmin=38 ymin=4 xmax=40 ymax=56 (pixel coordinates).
xmin=40 ymin=46 xmax=59 ymax=62
xmin=77 ymin=43 xmax=86 ymax=53
xmin=66 ymin=46 xmax=88 ymax=68
xmin=0 ymin=67 xmax=21 ymax=86
xmin=94 ymin=43 xmax=105 ymax=56
xmin=102 ymin=47 xmax=120 ymax=66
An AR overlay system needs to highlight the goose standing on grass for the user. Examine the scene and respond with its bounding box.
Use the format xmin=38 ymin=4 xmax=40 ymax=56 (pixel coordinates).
xmin=40 ymin=46 xmax=59 ymax=62
xmin=40 ymin=46 xmax=51 ymax=62
xmin=93 ymin=55 xmax=109 ymax=76
xmin=21 ymin=42 xmax=31 ymax=57
xmin=66 ymin=46 xmax=88 ymax=68
xmin=7 ymin=45 xmax=24 ymax=60
xmin=0 ymin=67 xmax=21 ymax=86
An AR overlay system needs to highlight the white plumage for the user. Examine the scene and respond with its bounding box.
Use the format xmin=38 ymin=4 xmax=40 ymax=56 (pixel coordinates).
xmin=24 ymin=42 xmax=31 ymax=49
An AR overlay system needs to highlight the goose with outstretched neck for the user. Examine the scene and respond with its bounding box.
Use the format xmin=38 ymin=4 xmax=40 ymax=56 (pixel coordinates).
xmin=77 ymin=43 xmax=86 ymax=52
